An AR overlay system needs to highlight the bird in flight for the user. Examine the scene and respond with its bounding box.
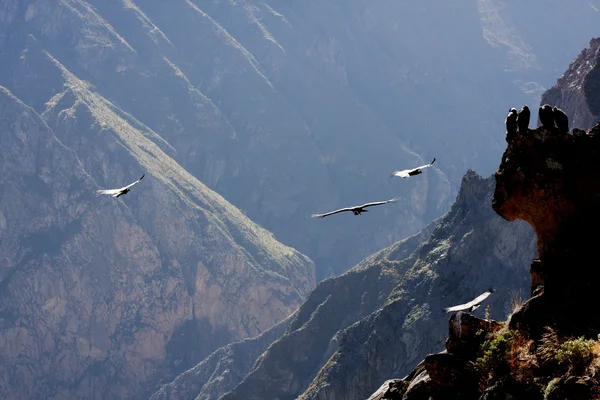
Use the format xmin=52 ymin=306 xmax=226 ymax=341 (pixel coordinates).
xmin=390 ymin=158 xmax=436 ymax=179
xmin=97 ymin=174 xmax=145 ymax=198
xmin=311 ymin=197 xmax=400 ymax=219
xmin=443 ymin=287 xmax=494 ymax=314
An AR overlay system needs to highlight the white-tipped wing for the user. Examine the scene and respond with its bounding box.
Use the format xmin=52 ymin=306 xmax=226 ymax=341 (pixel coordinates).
xmin=123 ymin=174 xmax=145 ymax=190
xmin=391 ymin=158 xmax=436 ymax=178
xmin=96 ymin=174 xmax=145 ymax=196
xmin=311 ymin=207 xmax=355 ymax=219
xmin=360 ymin=197 xmax=401 ymax=209
xmin=443 ymin=288 xmax=494 ymax=313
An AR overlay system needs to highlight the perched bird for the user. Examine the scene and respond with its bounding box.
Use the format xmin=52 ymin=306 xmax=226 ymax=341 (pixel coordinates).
xmin=516 ymin=105 xmax=530 ymax=134
xmin=311 ymin=197 xmax=400 ymax=219
xmin=443 ymin=287 xmax=494 ymax=314
xmin=505 ymin=108 xmax=518 ymax=139
xmin=538 ymin=104 xmax=555 ymax=130
xmin=390 ymin=158 xmax=436 ymax=179
xmin=553 ymin=106 xmax=569 ymax=133
xmin=97 ymin=174 xmax=145 ymax=198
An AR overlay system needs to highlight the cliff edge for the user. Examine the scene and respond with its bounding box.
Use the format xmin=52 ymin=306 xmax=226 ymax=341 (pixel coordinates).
xmin=369 ymin=120 xmax=600 ymax=400
xmin=494 ymin=117 xmax=600 ymax=335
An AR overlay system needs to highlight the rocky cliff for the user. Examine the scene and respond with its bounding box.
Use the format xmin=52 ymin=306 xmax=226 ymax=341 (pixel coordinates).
xmin=1 ymin=0 xmax=596 ymax=278
xmin=540 ymin=38 xmax=600 ymax=130
xmin=0 ymin=80 xmax=314 ymax=399
xmin=368 ymin=39 xmax=600 ymax=400
xmin=370 ymin=115 xmax=600 ymax=400
xmin=152 ymin=169 xmax=536 ymax=400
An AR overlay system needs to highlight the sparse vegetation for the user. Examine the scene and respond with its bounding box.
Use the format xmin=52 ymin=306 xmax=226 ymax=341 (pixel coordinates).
xmin=505 ymin=289 xmax=526 ymax=316
xmin=476 ymin=329 xmax=514 ymax=373
xmin=539 ymin=326 xmax=600 ymax=375
xmin=556 ymin=336 xmax=596 ymax=373
xmin=476 ymin=327 xmax=537 ymax=387
xmin=544 ymin=377 xmax=561 ymax=399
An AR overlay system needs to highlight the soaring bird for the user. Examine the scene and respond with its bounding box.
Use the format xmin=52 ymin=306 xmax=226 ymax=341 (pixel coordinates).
xmin=97 ymin=174 xmax=145 ymax=198
xmin=443 ymin=288 xmax=494 ymax=313
xmin=505 ymin=108 xmax=518 ymax=139
xmin=311 ymin=197 xmax=400 ymax=219
xmin=516 ymin=105 xmax=530 ymax=134
xmin=553 ymin=106 xmax=569 ymax=133
xmin=538 ymin=104 xmax=555 ymax=130
xmin=390 ymin=158 xmax=436 ymax=179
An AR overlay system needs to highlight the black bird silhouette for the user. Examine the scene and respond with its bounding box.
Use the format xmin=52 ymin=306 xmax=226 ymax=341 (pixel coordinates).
xmin=539 ymin=104 xmax=555 ymax=130
xmin=516 ymin=105 xmax=530 ymax=134
xmin=505 ymin=108 xmax=518 ymax=139
xmin=97 ymin=174 xmax=145 ymax=198
xmin=311 ymin=197 xmax=400 ymax=219
xmin=390 ymin=158 xmax=436 ymax=178
xmin=443 ymin=288 xmax=494 ymax=313
xmin=553 ymin=106 xmax=569 ymax=133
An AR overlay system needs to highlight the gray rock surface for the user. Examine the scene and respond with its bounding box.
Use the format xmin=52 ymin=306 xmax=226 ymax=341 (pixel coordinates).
xmin=0 ymin=83 xmax=313 ymax=400
xmin=161 ymin=171 xmax=535 ymax=400
xmin=540 ymin=38 xmax=600 ymax=130
xmin=1 ymin=0 xmax=595 ymax=279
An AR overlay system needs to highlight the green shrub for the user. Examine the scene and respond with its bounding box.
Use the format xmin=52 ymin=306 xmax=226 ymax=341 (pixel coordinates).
xmin=476 ymin=330 xmax=515 ymax=372
xmin=555 ymin=336 xmax=595 ymax=370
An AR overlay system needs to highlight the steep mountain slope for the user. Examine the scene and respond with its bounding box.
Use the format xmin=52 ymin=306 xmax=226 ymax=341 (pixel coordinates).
xmin=540 ymin=38 xmax=600 ymax=130
xmin=0 ymin=79 xmax=313 ymax=400
xmin=1 ymin=0 xmax=596 ymax=278
xmin=150 ymin=224 xmax=435 ymax=400
xmin=151 ymin=312 xmax=295 ymax=400
xmin=153 ymin=170 xmax=536 ymax=400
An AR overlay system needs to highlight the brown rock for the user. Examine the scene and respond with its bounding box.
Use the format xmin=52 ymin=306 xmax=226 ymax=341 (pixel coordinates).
xmin=445 ymin=313 xmax=502 ymax=359
xmin=424 ymin=353 xmax=480 ymax=399
xmin=478 ymin=378 xmax=543 ymax=400
xmin=492 ymin=129 xmax=600 ymax=333
xmin=366 ymin=379 xmax=408 ymax=400
xmin=545 ymin=376 xmax=593 ymax=400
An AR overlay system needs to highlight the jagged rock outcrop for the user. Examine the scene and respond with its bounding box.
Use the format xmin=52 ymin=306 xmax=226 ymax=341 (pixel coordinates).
xmin=494 ymin=118 xmax=600 ymax=335
xmin=0 ymin=82 xmax=314 ymax=400
xmin=2 ymin=1 xmax=596 ymax=279
xmin=368 ymin=45 xmax=600 ymax=397
xmin=373 ymin=119 xmax=600 ymax=400
xmin=163 ymin=170 xmax=536 ymax=400
xmin=540 ymin=38 xmax=600 ymax=130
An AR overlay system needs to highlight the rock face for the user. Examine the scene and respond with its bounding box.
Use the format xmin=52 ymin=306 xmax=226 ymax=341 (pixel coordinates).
xmin=367 ymin=39 xmax=600 ymax=400
xmin=150 ymin=312 xmax=295 ymax=400
xmin=155 ymin=170 xmax=536 ymax=400
xmin=1 ymin=1 xmax=596 ymax=279
xmin=494 ymin=118 xmax=600 ymax=335
xmin=540 ymin=38 xmax=600 ymax=130
xmin=0 ymin=82 xmax=314 ymax=400
xmin=294 ymin=172 xmax=535 ymax=400
xmin=369 ymin=115 xmax=600 ymax=400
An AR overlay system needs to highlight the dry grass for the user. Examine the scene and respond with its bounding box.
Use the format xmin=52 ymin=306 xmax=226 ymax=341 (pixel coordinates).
xmin=538 ymin=326 xmax=600 ymax=376
xmin=478 ymin=326 xmax=600 ymax=396
xmin=505 ymin=289 xmax=526 ymax=316
xmin=505 ymin=330 xmax=537 ymax=383
xmin=538 ymin=326 xmax=561 ymax=369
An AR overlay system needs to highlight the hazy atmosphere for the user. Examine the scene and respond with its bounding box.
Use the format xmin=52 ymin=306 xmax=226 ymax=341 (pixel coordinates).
xmin=0 ymin=1 xmax=599 ymax=399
